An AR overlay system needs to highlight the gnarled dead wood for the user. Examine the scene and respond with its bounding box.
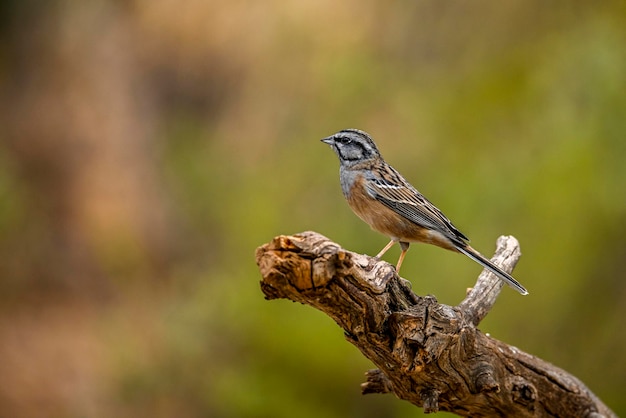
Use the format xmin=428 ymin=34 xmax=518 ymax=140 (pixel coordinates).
xmin=256 ymin=231 xmax=615 ymax=417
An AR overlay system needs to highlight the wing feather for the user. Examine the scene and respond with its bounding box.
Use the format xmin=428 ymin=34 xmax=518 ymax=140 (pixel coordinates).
xmin=365 ymin=167 xmax=469 ymax=244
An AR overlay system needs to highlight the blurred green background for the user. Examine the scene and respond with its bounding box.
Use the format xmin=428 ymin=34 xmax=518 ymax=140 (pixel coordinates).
xmin=1 ymin=1 xmax=625 ymax=417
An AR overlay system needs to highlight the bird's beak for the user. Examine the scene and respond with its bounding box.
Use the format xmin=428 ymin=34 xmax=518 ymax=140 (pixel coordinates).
xmin=321 ymin=136 xmax=334 ymax=145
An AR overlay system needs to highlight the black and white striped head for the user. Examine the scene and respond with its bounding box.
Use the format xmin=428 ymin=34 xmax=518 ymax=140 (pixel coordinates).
xmin=321 ymin=129 xmax=381 ymax=166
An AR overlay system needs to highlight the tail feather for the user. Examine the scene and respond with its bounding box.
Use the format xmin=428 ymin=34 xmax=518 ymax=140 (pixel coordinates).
xmin=457 ymin=245 xmax=528 ymax=295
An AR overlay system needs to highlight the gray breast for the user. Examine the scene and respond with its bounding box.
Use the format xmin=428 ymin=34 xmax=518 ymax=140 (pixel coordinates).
xmin=339 ymin=166 xmax=361 ymax=199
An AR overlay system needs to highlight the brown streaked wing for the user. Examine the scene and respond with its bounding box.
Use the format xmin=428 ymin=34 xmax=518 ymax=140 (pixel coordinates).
xmin=365 ymin=165 xmax=469 ymax=244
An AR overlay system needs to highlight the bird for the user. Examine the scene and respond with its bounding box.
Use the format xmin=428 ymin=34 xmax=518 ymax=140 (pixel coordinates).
xmin=321 ymin=128 xmax=528 ymax=295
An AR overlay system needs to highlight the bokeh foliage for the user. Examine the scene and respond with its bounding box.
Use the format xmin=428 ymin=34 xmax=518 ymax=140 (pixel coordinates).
xmin=0 ymin=1 xmax=625 ymax=416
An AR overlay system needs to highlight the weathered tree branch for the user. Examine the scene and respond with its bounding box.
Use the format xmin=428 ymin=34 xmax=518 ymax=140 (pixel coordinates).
xmin=256 ymin=231 xmax=615 ymax=417
xmin=458 ymin=235 xmax=521 ymax=327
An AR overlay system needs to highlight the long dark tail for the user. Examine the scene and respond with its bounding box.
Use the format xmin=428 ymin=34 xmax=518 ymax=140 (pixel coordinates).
xmin=456 ymin=245 xmax=528 ymax=295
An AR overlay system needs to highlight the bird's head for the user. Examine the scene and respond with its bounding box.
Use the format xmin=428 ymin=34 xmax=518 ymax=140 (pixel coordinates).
xmin=321 ymin=129 xmax=381 ymax=166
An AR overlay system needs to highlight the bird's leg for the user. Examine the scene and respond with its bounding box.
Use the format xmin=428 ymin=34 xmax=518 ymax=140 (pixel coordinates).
xmin=395 ymin=242 xmax=410 ymax=272
xmin=376 ymin=239 xmax=397 ymax=258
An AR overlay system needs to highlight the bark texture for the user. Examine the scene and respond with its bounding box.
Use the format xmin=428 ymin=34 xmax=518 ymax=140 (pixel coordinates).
xmin=256 ymin=231 xmax=615 ymax=417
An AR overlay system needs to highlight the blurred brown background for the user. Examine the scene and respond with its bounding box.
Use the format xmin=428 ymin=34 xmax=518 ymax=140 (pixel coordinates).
xmin=0 ymin=1 xmax=625 ymax=417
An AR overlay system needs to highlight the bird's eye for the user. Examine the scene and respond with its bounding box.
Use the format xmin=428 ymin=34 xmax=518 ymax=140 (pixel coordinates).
xmin=339 ymin=137 xmax=352 ymax=144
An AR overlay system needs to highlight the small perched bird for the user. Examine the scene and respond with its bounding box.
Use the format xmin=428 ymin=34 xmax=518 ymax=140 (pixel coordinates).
xmin=321 ymin=128 xmax=528 ymax=295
